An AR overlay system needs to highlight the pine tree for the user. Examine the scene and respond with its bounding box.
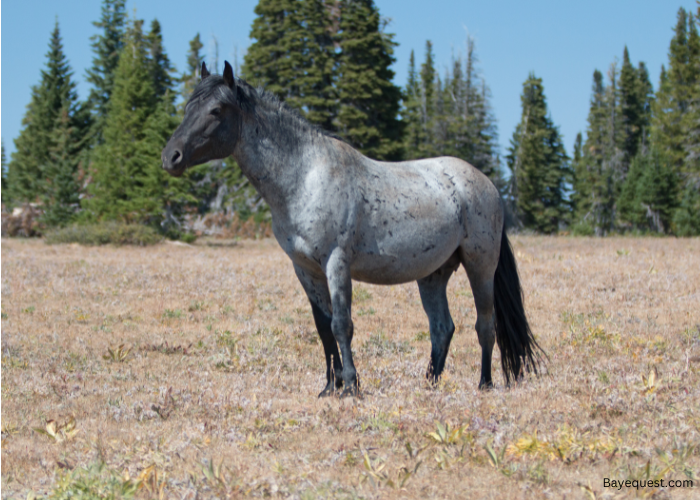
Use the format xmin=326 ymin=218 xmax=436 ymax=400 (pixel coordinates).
xmin=673 ymin=5 xmax=700 ymax=236
xmin=570 ymin=131 xmax=592 ymax=233
xmin=507 ymin=73 xmax=570 ymax=233
xmin=335 ymin=0 xmax=403 ymax=160
xmin=86 ymin=0 xmax=127 ymax=145
xmin=636 ymin=61 xmax=654 ymax=152
xmin=144 ymin=98 xmax=198 ymax=235
xmin=242 ymin=0 xmax=338 ymax=130
xmin=179 ymin=33 xmax=204 ymax=114
xmin=146 ymin=19 xmax=175 ymax=103
xmin=573 ymin=69 xmax=619 ymax=234
xmin=651 ymin=8 xmax=700 ymax=174
xmin=7 ymin=21 xmax=84 ymax=207
xmin=40 ymin=103 xmax=84 ymax=227
xmin=242 ymin=0 xmax=296 ymax=96
xmin=293 ymin=0 xmax=337 ymax=131
xmin=403 ymin=50 xmax=423 ymax=159
xmin=618 ymin=149 xmax=677 ymax=232
xmin=417 ymin=40 xmax=437 ymax=158
xmin=403 ymin=38 xmax=501 ymax=185
xmin=650 ymin=7 xmax=700 ymax=234
xmin=619 ymin=47 xmax=647 ymax=160
xmin=83 ymin=18 xmax=162 ymax=223
xmin=1 ymin=141 xmax=8 ymax=201
xmin=451 ymin=38 xmax=501 ymax=183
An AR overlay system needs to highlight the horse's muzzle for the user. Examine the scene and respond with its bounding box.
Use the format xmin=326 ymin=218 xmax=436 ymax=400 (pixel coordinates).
xmin=161 ymin=145 xmax=187 ymax=177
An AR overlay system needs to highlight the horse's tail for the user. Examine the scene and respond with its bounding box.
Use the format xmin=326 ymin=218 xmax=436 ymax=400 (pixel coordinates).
xmin=493 ymin=225 xmax=545 ymax=385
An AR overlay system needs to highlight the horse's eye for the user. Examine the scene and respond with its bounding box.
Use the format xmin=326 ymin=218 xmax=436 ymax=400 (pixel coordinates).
xmin=211 ymin=108 xmax=221 ymax=116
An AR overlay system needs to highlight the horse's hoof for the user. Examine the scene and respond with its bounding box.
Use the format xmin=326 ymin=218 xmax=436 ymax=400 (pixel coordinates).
xmin=318 ymin=387 xmax=335 ymax=398
xmin=478 ymin=380 xmax=494 ymax=391
xmin=339 ymin=386 xmax=360 ymax=399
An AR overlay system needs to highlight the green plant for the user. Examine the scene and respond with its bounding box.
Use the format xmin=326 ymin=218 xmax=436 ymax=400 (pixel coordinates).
xmin=162 ymin=308 xmax=183 ymax=319
xmin=46 ymin=462 xmax=140 ymax=499
xmin=426 ymin=421 xmax=468 ymax=445
xmin=103 ymin=344 xmax=132 ymax=363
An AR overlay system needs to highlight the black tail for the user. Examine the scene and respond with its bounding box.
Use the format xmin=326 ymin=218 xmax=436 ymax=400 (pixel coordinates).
xmin=493 ymin=227 xmax=544 ymax=385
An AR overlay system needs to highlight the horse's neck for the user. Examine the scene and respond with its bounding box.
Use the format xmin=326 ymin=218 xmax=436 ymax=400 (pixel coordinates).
xmin=232 ymin=120 xmax=307 ymax=213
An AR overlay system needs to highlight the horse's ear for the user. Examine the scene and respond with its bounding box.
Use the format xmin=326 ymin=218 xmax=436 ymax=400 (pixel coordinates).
xmin=223 ymin=60 xmax=235 ymax=89
xmin=201 ymin=61 xmax=210 ymax=80
xmin=223 ymin=61 xmax=237 ymax=101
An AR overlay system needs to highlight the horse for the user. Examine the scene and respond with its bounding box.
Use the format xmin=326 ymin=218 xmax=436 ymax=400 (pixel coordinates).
xmin=162 ymin=61 xmax=543 ymax=397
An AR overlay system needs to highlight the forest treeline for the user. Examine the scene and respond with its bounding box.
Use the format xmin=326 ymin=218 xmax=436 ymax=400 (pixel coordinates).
xmin=2 ymin=0 xmax=699 ymax=237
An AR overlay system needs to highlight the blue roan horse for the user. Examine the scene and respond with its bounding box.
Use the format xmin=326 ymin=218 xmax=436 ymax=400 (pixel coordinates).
xmin=162 ymin=62 xmax=543 ymax=397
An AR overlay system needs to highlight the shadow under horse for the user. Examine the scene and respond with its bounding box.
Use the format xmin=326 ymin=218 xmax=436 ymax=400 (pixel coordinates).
xmin=162 ymin=61 xmax=544 ymax=397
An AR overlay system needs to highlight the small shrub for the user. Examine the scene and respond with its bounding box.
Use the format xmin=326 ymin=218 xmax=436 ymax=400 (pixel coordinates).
xmin=180 ymin=232 xmax=198 ymax=243
xmin=571 ymin=221 xmax=595 ymax=236
xmin=46 ymin=461 xmax=140 ymax=499
xmin=44 ymin=222 xmax=163 ymax=246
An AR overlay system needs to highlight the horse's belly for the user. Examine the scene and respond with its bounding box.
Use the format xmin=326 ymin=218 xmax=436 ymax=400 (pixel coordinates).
xmin=350 ymin=223 xmax=463 ymax=285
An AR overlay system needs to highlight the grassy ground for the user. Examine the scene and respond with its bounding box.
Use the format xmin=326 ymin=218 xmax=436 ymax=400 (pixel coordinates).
xmin=1 ymin=236 xmax=699 ymax=499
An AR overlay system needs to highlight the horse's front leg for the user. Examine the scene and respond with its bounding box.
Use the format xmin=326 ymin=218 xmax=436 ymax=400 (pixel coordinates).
xmin=293 ymin=265 xmax=343 ymax=397
xmin=325 ymin=249 xmax=359 ymax=397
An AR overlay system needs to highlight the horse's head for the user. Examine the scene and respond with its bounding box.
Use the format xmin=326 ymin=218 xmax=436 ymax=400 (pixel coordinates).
xmin=162 ymin=61 xmax=241 ymax=177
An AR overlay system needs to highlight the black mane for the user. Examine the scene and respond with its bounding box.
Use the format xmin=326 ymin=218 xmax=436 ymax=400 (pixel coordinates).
xmin=188 ymin=75 xmax=339 ymax=146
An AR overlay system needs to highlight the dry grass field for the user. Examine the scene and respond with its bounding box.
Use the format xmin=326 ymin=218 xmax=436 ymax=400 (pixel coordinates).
xmin=1 ymin=235 xmax=699 ymax=499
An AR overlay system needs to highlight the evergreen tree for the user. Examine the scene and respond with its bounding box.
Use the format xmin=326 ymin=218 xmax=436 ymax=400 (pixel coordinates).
xmin=335 ymin=0 xmax=403 ymax=160
xmin=448 ymin=38 xmax=501 ymax=183
xmin=403 ymin=38 xmax=501 ymax=185
xmin=507 ymin=73 xmax=570 ymax=233
xmin=618 ymin=149 xmax=677 ymax=233
xmin=619 ymin=47 xmax=647 ymax=160
xmin=403 ymin=50 xmax=423 ymax=159
xmin=7 ymin=21 xmax=84 ymax=207
xmin=146 ymin=19 xmax=175 ymax=102
xmin=293 ymin=0 xmax=337 ymax=131
xmin=242 ymin=0 xmax=337 ymax=130
xmin=650 ymin=7 xmax=700 ymax=234
xmin=673 ymin=181 xmax=700 ymax=236
xmin=676 ymin=6 xmax=700 ymax=235
xmin=573 ymin=69 xmax=618 ymax=234
xmin=417 ymin=40 xmax=437 ymax=158
xmin=85 ymin=0 xmax=127 ymax=145
xmin=651 ymin=8 xmax=700 ymax=174
xmin=242 ymin=0 xmax=296 ymax=96
xmin=144 ymin=98 xmax=199 ymax=235
xmin=83 ymin=18 xmax=162 ymax=223
xmin=1 ymin=141 xmax=8 ymax=201
xmin=40 ymin=103 xmax=84 ymax=227
xmin=179 ymin=33 xmax=204 ymax=113
xmin=570 ymin=132 xmax=590 ymax=232
xmin=636 ymin=61 xmax=654 ymax=151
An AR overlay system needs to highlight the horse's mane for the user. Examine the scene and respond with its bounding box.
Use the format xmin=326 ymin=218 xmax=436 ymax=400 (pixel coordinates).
xmin=189 ymin=75 xmax=340 ymax=148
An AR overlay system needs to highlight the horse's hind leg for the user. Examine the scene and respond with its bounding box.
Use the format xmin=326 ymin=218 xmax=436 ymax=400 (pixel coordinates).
xmin=293 ymin=264 xmax=343 ymax=397
xmin=459 ymin=246 xmax=500 ymax=389
xmin=417 ymin=253 xmax=461 ymax=384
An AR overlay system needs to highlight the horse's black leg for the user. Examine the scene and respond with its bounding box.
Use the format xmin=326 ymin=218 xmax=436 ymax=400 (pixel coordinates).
xmin=310 ymin=302 xmax=344 ymax=396
xmin=461 ymin=253 xmax=498 ymax=390
xmin=293 ymin=265 xmax=343 ymax=397
xmin=417 ymin=256 xmax=460 ymax=385
xmin=325 ymin=250 xmax=359 ymax=398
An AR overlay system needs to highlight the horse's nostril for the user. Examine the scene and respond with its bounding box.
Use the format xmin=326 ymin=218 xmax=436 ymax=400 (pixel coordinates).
xmin=171 ymin=150 xmax=182 ymax=165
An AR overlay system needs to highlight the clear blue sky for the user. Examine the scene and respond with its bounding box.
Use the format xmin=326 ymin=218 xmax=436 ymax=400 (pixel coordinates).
xmin=1 ymin=1 xmax=696 ymax=163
